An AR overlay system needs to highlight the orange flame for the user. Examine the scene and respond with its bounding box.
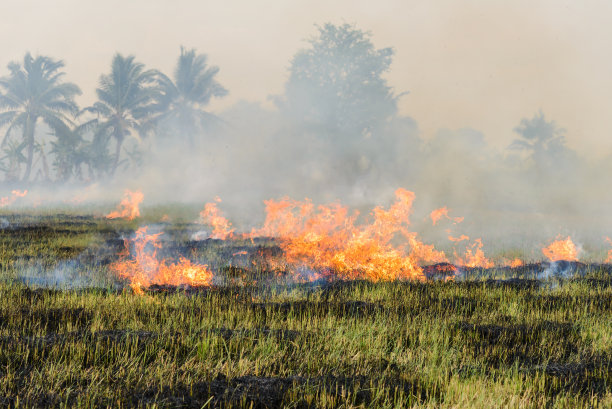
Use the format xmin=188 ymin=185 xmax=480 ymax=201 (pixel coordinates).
xmin=505 ymin=258 xmax=524 ymax=268
xmin=250 ymin=188 xmax=446 ymax=281
xmin=0 ymin=190 xmax=27 ymax=207
xmin=542 ymin=236 xmax=578 ymax=262
xmin=606 ymin=237 xmax=612 ymax=263
xmin=448 ymin=234 xmax=469 ymax=242
xmin=430 ymin=207 xmax=448 ymax=225
xmin=199 ymin=197 xmax=234 ymax=239
xmin=454 ymin=238 xmax=494 ymax=268
xmin=430 ymin=206 xmax=463 ymax=225
xmin=109 ymin=226 xmax=213 ymax=293
xmin=440 ymin=208 xmax=492 ymax=268
xmin=106 ymin=190 xmax=143 ymax=220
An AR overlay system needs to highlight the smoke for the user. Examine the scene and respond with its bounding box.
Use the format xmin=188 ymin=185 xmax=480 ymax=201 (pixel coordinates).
xmin=2 ymin=22 xmax=612 ymax=265
xmin=6 ymin=93 xmax=612 ymax=263
xmin=539 ymin=261 xmax=579 ymax=281
xmin=16 ymin=259 xmax=106 ymax=289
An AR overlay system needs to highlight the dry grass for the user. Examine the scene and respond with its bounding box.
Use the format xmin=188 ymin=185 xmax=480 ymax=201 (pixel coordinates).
xmin=0 ymin=213 xmax=609 ymax=408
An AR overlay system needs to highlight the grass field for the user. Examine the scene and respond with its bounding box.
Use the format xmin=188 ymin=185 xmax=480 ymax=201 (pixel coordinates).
xmin=0 ymin=213 xmax=610 ymax=408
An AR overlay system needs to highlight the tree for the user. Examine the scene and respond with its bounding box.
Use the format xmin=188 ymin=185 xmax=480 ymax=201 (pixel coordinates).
xmin=271 ymin=24 xmax=404 ymax=199
xmin=86 ymin=54 xmax=161 ymax=175
xmin=0 ymin=140 xmax=27 ymax=181
xmin=0 ymin=53 xmax=81 ymax=182
xmin=50 ymin=123 xmax=92 ymax=182
xmin=509 ymin=111 xmax=582 ymax=207
xmin=278 ymin=23 xmax=399 ymax=137
xmin=510 ymin=111 xmax=576 ymax=169
xmin=157 ymin=47 xmax=227 ymax=146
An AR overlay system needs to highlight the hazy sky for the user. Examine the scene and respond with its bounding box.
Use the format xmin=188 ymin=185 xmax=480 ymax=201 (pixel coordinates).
xmin=2 ymin=0 xmax=611 ymax=155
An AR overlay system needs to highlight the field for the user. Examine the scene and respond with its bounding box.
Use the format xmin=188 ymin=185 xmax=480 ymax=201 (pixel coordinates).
xmin=0 ymin=212 xmax=610 ymax=408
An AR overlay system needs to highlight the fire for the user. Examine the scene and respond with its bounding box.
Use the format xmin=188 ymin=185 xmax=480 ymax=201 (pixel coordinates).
xmin=106 ymin=190 xmax=143 ymax=220
xmin=199 ymin=197 xmax=234 ymax=239
xmin=437 ymin=211 xmax=492 ymax=268
xmin=454 ymin=238 xmax=494 ymax=268
xmin=505 ymin=258 xmax=524 ymax=268
xmin=431 ymin=207 xmax=493 ymax=268
xmin=448 ymin=234 xmax=469 ymax=242
xmin=430 ymin=207 xmax=447 ymax=225
xmin=106 ymin=187 xmax=585 ymax=286
xmin=430 ymin=207 xmax=463 ymax=225
xmin=250 ymin=188 xmax=446 ymax=281
xmin=0 ymin=189 xmax=27 ymax=207
xmin=606 ymin=237 xmax=612 ymax=263
xmin=542 ymin=236 xmax=578 ymax=262
xmin=423 ymin=262 xmax=458 ymax=279
xmin=109 ymin=226 xmax=213 ymax=293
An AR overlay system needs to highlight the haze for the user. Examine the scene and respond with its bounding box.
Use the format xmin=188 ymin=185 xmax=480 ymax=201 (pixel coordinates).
xmin=2 ymin=0 xmax=611 ymax=156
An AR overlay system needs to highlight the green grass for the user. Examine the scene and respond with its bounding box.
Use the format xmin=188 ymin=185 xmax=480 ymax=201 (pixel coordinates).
xmin=0 ymin=213 xmax=609 ymax=408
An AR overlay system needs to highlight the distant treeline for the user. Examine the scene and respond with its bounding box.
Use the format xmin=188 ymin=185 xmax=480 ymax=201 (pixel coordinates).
xmin=0 ymin=23 xmax=601 ymax=227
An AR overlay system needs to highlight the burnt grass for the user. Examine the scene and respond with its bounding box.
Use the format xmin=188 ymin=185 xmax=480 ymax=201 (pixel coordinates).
xmin=0 ymin=215 xmax=609 ymax=407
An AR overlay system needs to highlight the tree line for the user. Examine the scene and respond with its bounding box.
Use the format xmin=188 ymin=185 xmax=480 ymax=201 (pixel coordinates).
xmin=0 ymin=46 xmax=227 ymax=182
xmin=0 ymin=23 xmax=579 ymax=188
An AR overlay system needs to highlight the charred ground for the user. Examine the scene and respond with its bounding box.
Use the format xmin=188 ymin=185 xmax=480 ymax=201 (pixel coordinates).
xmin=0 ymin=214 xmax=609 ymax=408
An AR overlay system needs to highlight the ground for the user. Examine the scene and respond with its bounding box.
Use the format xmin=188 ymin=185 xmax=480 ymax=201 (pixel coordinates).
xmin=0 ymin=212 xmax=609 ymax=408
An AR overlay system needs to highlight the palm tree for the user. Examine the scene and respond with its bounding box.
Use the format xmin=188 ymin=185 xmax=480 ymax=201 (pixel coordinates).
xmin=50 ymin=123 xmax=90 ymax=181
xmin=157 ymin=47 xmax=227 ymax=145
xmin=0 ymin=140 xmax=27 ymax=181
xmin=86 ymin=53 xmax=161 ymax=175
xmin=0 ymin=53 xmax=81 ymax=182
xmin=510 ymin=111 xmax=566 ymax=158
xmin=509 ymin=111 xmax=579 ymax=185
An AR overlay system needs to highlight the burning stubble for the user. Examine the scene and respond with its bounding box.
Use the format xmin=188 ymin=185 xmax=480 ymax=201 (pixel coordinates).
xmin=89 ymin=188 xmax=612 ymax=292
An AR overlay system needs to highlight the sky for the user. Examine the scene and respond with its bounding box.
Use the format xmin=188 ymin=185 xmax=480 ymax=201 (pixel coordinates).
xmin=1 ymin=0 xmax=611 ymax=156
